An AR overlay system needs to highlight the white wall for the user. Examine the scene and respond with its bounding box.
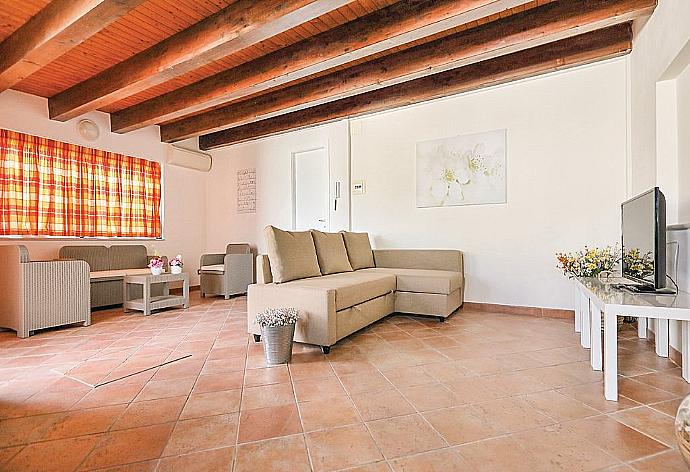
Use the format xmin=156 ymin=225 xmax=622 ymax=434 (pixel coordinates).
xmin=678 ymin=64 xmax=690 ymax=222
xmin=629 ymin=0 xmax=690 ymax=195
xmin=0 ymin=90 xmax=207 ymax=284
xmin=207 ymin=121 xmax=350 ymax=254
xmin=350 ymin=60 xmax=628 ymax=309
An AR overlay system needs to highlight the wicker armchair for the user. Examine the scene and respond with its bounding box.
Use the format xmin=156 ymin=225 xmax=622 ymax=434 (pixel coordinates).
xmin=0 ymin=245 xmax=90 ymax=338
xmin=199 ymin=244 xmax=253 ymax=299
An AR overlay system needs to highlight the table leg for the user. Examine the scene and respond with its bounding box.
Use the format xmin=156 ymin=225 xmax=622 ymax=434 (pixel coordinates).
xmin=122 ymin=280 xmax=128 ymax=313
xmin=680 ymin=321 xmax=690 ymax=382
xmin=638 ymin=317 xmax=647 ymax=339
xmin=604 ymin=308 xmax=618 ymax=401
xmin=580 ymin=293 xmax=591 ymax=349
xmin=143 ymin=280 xmax=151 ymax=316
xmin=655 ymin=319 xmax=669 ymax=358
xmin=574 ymin=286 xmax=582 ymax=333
xmin=183 ymin=277 xmax=189 ymax=309
xmin=590 ymin=306 xmax=603 ymax=371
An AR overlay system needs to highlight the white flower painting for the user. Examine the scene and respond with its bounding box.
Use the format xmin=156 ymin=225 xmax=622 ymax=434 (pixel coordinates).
xmin=416 ymin=129 xmax=507 ymax=208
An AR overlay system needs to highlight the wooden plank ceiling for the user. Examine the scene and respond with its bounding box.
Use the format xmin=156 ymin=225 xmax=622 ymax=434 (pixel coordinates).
xmin=0 ymin=0 xmax=656 ymax=150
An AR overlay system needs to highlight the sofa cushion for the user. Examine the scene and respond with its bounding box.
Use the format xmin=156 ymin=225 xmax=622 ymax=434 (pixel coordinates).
xmin=109 ymin=245 xmax=148 ymax=270
xmin=311 ymin=230 xmax=353 ymax=275
xmin=264 ymin=225 xmax=321 ymax=283
xmin=341 ymin=231 xmax=375 ymax=270
xmin=361 ymin=267 xmax=462 ymax=295
xmin=59 ymin=245 xmax=109 ymax=271
xmin=282 ymin=271 xmax=395 ymax=311
xmin=200 ymin=264 xmax=225 ymax=274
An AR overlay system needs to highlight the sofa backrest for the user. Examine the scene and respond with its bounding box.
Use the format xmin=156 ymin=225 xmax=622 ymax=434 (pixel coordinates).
xmin=373 ymin=249 xmax=464 ymax=274
xmin=226 ymin=244 xmax=251 ymax=255
xmin=109 ymin=245 xmax=148 ymax=270
xmin=59 ymin=246 xmax=109 ymax=271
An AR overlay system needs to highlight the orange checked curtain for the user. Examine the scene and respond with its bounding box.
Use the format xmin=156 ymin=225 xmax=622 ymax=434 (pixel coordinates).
xmin=0 ymin=129 xmax=162 ymax=238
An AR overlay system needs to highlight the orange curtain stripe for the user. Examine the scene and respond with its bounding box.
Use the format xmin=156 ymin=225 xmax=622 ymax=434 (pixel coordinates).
xmin=0 ymin=128 xmax=162 ymax=238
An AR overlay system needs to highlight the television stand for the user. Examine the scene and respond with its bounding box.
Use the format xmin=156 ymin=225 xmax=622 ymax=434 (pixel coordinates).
xmin=611 ymin=283 xmax=677 ymax=295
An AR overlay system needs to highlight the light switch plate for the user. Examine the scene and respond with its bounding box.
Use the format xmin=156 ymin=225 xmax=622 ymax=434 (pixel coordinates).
xmin=352 ymin=180 xmax=365 ymax=195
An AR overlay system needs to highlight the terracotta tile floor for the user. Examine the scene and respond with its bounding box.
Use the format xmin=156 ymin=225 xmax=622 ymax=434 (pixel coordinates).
xmin=0 ymin=293 xmax=688 ymax=471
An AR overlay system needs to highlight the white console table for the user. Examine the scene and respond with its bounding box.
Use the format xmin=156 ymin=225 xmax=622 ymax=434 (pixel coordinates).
xmin=573 ymin=277 xmax=690 ymax=401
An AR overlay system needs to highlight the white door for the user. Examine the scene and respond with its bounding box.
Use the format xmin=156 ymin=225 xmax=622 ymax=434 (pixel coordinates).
xmin=293 ymin=148 xmax=329 ymax=231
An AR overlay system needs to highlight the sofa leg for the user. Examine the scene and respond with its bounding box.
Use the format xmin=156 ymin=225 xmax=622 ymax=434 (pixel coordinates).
xmin=200 ymin=292 xmax=205 ymax=298
xmin=224 ymin=295 xmax=230 ymax=300
xmin=320 ymin=345 xmax=331 ymax=354
xmin=253 ymin=334 xmax=261 ymax=342
xmin=438 ymin=316 xmax=445 ymax=323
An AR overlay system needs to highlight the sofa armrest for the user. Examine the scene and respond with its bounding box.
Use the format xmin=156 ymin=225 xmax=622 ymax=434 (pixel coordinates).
xmin=22 ymin=260 xmax=91 ymax=331
xmin=224 ymin=253 xmax=254 ymax=285
xmin=247 ymin=283 xmax=336 ymax=346
xmin=373 ymin=249 xmax=464 ymax=274
xmin=200 ymin=253 xmax=225 ymax=268
xmin=256 ymin=255 xmax=272 ymax=284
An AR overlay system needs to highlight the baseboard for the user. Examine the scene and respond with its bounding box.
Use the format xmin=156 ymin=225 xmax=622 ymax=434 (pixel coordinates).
xmin=170 ymin=285 xmax=200 ymax=295
xmin=462 ymin=302 xmax=574 ymax=319
xmin=671 ymin=345 xmax=682 ymax=365
xmin=645 ymin=328 xmax=683 ymax=366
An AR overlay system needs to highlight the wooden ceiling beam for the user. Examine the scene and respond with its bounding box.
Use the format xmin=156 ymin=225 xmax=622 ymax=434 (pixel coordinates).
xmin=0 ymin=0 xmax=145 ymax=93
xmin=198 ymin=24 xmax=633 ymax=150
xmin=111 ymin=0 xmax=536 ymax=133
xmin=162 ymin=0 xmax=655 ymax=142
xmin=47 ymin=0 xmax=352 ymax=122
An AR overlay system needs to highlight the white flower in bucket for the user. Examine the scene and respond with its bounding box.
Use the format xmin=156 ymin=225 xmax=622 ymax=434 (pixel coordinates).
xmin=255 ymin=308 xmax=299 ymax=365
xmin=255 ymin=307 xmax=299 ymax=327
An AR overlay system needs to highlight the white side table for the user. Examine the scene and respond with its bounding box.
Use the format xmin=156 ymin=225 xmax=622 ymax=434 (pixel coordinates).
xmin=574 ymin=277 xmax=690 ymax=401
xmin=123 ymin=272 xmax=189 ymax=316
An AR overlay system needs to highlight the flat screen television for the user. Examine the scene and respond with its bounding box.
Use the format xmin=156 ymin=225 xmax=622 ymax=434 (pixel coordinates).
xmin=621 ymin=187 xmax=666 ymax=290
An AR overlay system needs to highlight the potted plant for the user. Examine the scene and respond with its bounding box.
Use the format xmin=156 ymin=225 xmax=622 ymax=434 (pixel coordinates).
xmin=255 ymin=307 xmax=299 ymax=365
xmin=148 ymin=257 xmax=165 ymax=276
xmin=556 ymin=245 xmax=628 ymax=329
xmin=556 ymin=245 xmax=620 ymax=280
xmin=169 ymin=254 xmax=183 ymax=274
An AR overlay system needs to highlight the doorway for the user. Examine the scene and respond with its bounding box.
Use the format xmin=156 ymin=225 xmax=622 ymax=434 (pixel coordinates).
xmin=292 ymin=147 xmax=329 ymax=231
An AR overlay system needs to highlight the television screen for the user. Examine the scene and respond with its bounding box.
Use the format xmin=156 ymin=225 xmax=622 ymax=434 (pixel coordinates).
xmin=621 ymin=188 xmax=666 ymax=289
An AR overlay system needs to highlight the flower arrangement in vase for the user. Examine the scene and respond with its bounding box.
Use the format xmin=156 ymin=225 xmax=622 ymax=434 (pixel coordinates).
xmin=556 ymin=245 xmax=620 ymax=279
xmin=169 ymin=255 xmax=183 ymax=274
xmin=556 ymin=244 xmax=629 ymax=330
xmin=148 ymin=257 xmax=165 ymax=276
xmin=255 ymin=308 xmax=299 ymax=365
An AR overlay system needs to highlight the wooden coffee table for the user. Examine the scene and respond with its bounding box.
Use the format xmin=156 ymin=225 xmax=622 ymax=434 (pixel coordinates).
xmin=123 ymin=272 xmax=189 ymax=316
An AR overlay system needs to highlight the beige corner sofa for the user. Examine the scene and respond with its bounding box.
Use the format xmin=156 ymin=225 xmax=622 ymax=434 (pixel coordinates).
xmin=247 ymin=226 xmax=464 ymax=353
xmin=59 ymin=245 xmax=165 ymax=309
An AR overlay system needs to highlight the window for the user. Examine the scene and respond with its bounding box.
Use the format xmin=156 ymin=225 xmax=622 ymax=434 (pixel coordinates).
xmin=0 ymin=128 xmax=162 ymax=238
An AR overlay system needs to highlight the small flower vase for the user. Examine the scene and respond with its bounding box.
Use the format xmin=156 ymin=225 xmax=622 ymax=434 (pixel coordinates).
xmin=171 ymin=266 xmax=182 ymax=274
xmin=150 ymin=267 xmax=163 ymax=276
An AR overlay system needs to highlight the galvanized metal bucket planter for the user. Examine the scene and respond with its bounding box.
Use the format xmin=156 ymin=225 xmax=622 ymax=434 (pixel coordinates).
xmin=261 ymin=323 xmax=295 ymax=365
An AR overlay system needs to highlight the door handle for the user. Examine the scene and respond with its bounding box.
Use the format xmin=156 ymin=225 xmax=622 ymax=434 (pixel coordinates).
xmin=317 ymin=219 xmax=326 ymax=222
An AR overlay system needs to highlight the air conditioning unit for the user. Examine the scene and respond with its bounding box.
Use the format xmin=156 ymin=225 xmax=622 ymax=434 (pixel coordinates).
xmin=167 ymin=145 xmax=212 ymax=172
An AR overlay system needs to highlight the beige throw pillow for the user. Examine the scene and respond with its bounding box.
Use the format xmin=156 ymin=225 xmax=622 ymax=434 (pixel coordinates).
xmin=264 ymin=225 xmax=321 ymax=283
xmin=341 ymin=231 xmax=375 ymax=270
xmin=311 ymin=230 xmax=353 ymax=275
